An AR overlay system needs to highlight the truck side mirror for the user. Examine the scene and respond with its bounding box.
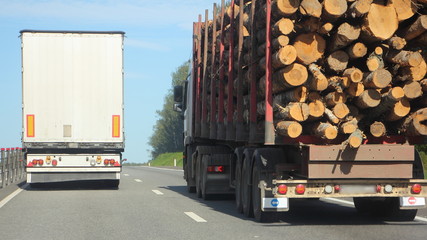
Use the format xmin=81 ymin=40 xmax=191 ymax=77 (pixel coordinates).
xmin=173 ymin=85 xmax=183 ymax=103
xmin=173 ymin=103 xmax=183 ymax=113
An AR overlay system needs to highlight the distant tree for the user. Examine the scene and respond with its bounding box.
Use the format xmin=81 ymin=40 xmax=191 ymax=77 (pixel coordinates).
xmin=148 ymin=61 xmax=190 ymax=159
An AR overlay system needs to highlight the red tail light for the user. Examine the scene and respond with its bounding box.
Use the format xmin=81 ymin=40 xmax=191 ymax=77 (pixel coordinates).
xmin=104 ymin=159 xmax=109 ymax=165
xmin=334 ymin=185 xmax=341 ymax=193
xmin=376 ymin=185 xmax=382 ymax=193
xmin=32 ymin=160 xmax=38 ymax=165
xmin=277 ymin=184 xmax=288 ymax=194
xmin=207 ymin=166 xmax=224 ymax=173
xmin=295 ymin=184 xmax=305 ymax=194
xmin=38 ymin=160 xmax=44 ymax=165
xmin=52 ymin=160 xmax=58 ymax=166
xmin=109 ymin=159 xmax=116 ymax=165
xmin=412 ymin=184 xmax=422 ymax=194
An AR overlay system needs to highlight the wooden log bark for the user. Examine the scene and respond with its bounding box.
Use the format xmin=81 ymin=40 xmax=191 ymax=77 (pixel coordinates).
xmin=367 ymin=86 xmax=404 ymax=119
xmin=319 ymin=23 xmax=334 ymax=35
xmin=385 ymin=50 xmax=423 ymax=67
xmin=259 ymin=63 xmax=309 ymax=94
xmin=329 ymin=22 xmax=361 ymax=52
xmin=275 ymin=86 xmax=309 ymax=103
xmin=312 ymin=122 xmax=339 ymax=140
xmin=293 ymin=33 xmax=326 ymax=65
xmin=405 ymin=15 xmax=427 ymax=40
xmin=324 ymin=108 xmax=340 ymax=124
xmin=308 ymin=99 xmax=325 ymax=118
xmin=387 ymin=36 xmax=406 ymax=50
xmin=346 ymin=82 xmax=365 ymax=97
xmin=370 ymin=121 xmax=386 ymax=137
xmin=272 ymin=18 xmax=294 ymax=36
xmin=403 ymin=81 xmax=423 ymax=100
xmin=366 ymin=50 xmax=384 ymax=72
xmin=299 ymin=0 xmax=323 ymax=18
xmin=322 ymin=0 xmax=348 ymax=21
xmin=340 ymin=119 xmax=358 ymax=134
xmin=343 ymin=67 xmax=363 ymax=83
xmin=348 ymin=0 xmax=373 ymax=18
xmin=333 ymin=102 xmax=350 ymax=119
xmin=385 ymin=98 xmax=411 ymax=121
xmin=347 ymin=42 xmax=367 ymax=59
xmin=390 ymin=0 xmax=418 ymax=22
xmin=401 ymin=108 xmax=427 ymax=136
xmin=307 ymin=63 xmax=328 ymax=91
xmin=361 ymin=3 xmax=398 ymax=42
xmin=364 ymin=68 xmax=392 ymax=89
xmin=257 ymin=35 xmax=290 ymax=56
xmin=354 ymin=89 xmax=381 ymax=109
xmin=260 ymin=45 xmax=297 ymax=69
xmin=327 ymin=50 xmax=349 ymax=73
xmin=421 ymin=79 xmax=427 ymax=92
xmin=275 ymin=121 xmax=303 ymax=138
xmin=396 ymin=59 xmax=427 ymax=82
xmin=272 ymin=0 xmax=300 ymax=17
xmin=276 ymin=102 xmax=310 ymax=122
xmin=347 ymin=129 xmax=363 ymax=148
xmin=328 ymin=76 xmax=350 ymax=92
xmin=325 ymin=91 xmax=347 ymax=107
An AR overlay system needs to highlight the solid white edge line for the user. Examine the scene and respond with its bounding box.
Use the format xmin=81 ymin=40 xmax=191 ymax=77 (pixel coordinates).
xmin=0 ymin=184 xmax=28 ymax=209
xmin=152 ymin=190 xmax=164 ymax=195
xmin=141 ymin=166 xmax=183 ymax=172
xmin=185 ymin=212 xmax=207 ymax=222
xmin=325 ymin=198 xmax=427 ymax=223
xmin=124 ymin=174 xmax=130 ymax=177
xmin=134 ymin=179 xmax=142 ymax=183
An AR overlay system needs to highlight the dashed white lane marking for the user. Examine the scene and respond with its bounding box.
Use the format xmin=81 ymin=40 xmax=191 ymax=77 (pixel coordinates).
xmin=124 ymin=174 xmax=129 ymax=177
xmin=141 ymin=166 xmax=183 ymax=172
xmin=0 ymin=184 xmax=28 ymax=209
xmin=325 ymin=198 xmax=427 ymax=223
xmin=152 ymin=190 xmax=164 ymax=195
xmin=185 ymin=212 xmax=207 ymax=222
xmin=134 ymin=179 xmax=142 ymax=183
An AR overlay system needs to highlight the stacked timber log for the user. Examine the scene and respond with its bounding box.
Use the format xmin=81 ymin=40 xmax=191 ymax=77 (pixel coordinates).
xmin=198 ymin=0 xmax=427 ymax=147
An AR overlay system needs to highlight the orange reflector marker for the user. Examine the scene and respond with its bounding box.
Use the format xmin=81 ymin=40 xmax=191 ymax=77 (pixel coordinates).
xmin=112 ymin=115 xmax=120 ymax=138
xmin=277 ymin=184 xmax=288 ymax=194
xmin=295 ymin=184 xmax=305 ymax=194
xmin=412 ymin=184 xmax=422 ymax=194
xmin=27 ymin=115 xmax=35 ymax=137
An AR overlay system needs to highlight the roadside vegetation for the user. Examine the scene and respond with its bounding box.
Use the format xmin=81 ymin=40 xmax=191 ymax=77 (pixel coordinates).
xmin=148 ymin=152 xmax=183 ymax=167
xmin=416 ymin=145 xmax=427 ymax=179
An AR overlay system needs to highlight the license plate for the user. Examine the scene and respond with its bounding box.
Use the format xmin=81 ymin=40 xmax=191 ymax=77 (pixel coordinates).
xmin=262 ymin=198 xmax=289 ymax=210
xmin=340 ymin=185 xmax=377 ymax=194
xmin=400 ymin=197 xmax=426 ymax=208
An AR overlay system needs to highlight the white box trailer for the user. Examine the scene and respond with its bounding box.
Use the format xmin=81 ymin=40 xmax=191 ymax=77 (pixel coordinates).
xmin=21 ymin=30 xmax=125 ymax=187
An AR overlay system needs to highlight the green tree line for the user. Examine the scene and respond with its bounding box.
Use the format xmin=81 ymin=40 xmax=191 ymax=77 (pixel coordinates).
xmin=148 ymin=61 xmax=189 ymax=159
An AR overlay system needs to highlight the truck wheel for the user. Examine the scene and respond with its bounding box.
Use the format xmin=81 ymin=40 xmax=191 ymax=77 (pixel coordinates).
xmin=353 ymin=197 xmax=375 ymax=214
xmin=195 ymin=154 xmax=202 ymax=198
xmin=185 ymin=147 xmax=196 ymax=193
xmin=235 ymin=154 xmax=243 ymax=213
xmin=242 ymin=153 xmax=254 ymax=218
xmin=252 ymin=163 xmax=278 ymax=222
xmin=384 ymin=197 xmax=417 ymax=221
xmin=201 ymin=155 xmax=211 ymax=200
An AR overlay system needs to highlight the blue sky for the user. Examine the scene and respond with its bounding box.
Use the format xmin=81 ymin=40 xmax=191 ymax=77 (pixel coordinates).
xmin=0 ymin=0 xmax=218 ymax=163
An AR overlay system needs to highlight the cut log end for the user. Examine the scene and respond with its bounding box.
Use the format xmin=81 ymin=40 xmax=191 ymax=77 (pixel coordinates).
xmin=294 ymin=33 xmax=326 ymax=65
xmin=314 ymin=122 xmax=338 ymax=140
xmin=370 ymin=121 xmax=386 ymax=137
xmin=276 ymin=121 xmax=303 ymax=138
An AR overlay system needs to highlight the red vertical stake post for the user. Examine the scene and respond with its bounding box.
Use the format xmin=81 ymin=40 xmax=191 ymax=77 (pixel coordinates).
xmin=249 ymin=0 xmax=258 ymax=143
xmin=192 ymin=22 xmax=197 ymax=137
xmin=236 ymin=0 xmax=245 ymax=141
xmin=210 ymin=3 xmax=218 ymax=139
xmin=264 ymin=0 xmax=275 ymax=144
xmin=195 ymin=15 xmax=202 ymax=137
xmin=201 ymin=9 xmax=210 ymax=138
xmin=217 ymin=0 xmax=226 ymax=140
xmin=226 ymin=0 xmax=236 ymax=140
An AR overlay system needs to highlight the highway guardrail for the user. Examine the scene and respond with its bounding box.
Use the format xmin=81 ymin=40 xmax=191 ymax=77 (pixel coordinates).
xmin=1 ymin=148 xmax=25 ymax=189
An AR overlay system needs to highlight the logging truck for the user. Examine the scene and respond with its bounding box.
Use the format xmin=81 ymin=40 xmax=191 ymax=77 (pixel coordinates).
xmin=21 ymin=30 xmax=125 ymax=187
xmin=174 ymin=0 xmax=427 ymax=222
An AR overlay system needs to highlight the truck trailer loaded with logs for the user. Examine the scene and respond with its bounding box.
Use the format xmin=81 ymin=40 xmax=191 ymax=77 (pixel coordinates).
xmin=173 ymin=0 xmax=427 ymax=222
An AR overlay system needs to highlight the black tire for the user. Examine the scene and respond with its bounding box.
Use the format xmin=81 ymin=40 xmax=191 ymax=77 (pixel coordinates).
xmin=252 ymin=164 xmax=278 ymax=223
xmin=242 ymin=154 xmax=254 ymax=218
xmin=354 ymin=197 xmax=376 ymax=214
xmin=195 ymin=154 xmax=202 ymax=198
xmin=384 ymin=198 xmax=417 ymax=221
xmin=106 ymin=180 xmax=119 ymax=189
xmin=185 ymin=147 xmax=196 ymax=193
xmin=235 ymin=155 xmax=243 ymax=213
xmin=201 ymin=155 xmax=211 ymax=200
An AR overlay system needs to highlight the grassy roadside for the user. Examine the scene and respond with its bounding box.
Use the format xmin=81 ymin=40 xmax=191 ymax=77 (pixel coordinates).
xmin=419 ymin=151 xmax=427 ymax=179
xmin=149 ymin=152 xmax=183 ymax=167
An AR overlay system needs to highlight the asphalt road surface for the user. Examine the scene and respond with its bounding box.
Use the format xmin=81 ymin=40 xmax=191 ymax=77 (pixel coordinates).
xmin=0 ymin=166 xmax=426 ymax=240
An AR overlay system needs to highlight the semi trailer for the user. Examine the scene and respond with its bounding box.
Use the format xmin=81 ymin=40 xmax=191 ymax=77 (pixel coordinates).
xmin=174 ymin=0 xmax=427 ymax=222
xmin=21 ymin=30 xmax=125 ymax=187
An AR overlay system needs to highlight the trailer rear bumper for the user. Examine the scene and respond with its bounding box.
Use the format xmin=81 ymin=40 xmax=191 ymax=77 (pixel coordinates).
xmin=26 ymin=168 xmax=121 ymax=183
